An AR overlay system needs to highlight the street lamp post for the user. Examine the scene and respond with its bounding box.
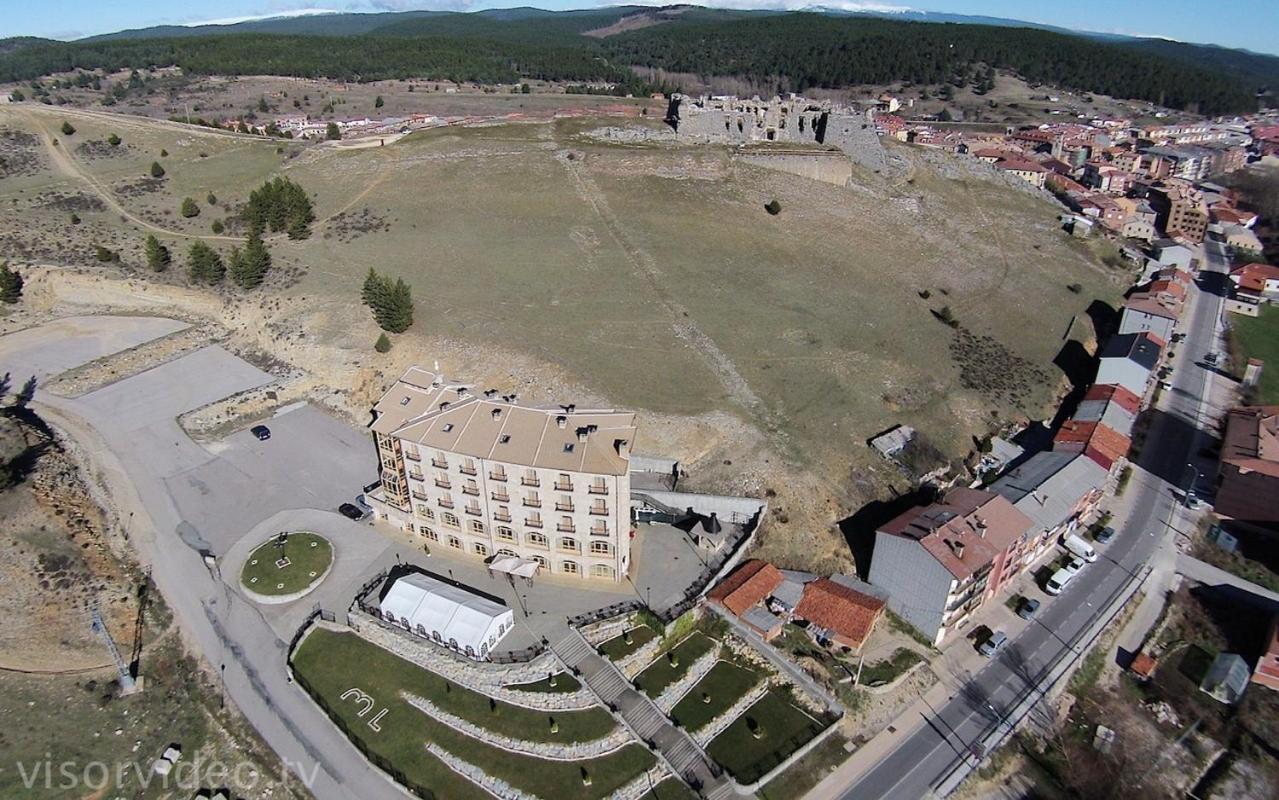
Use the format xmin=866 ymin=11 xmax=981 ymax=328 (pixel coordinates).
xmin=1182 ymin=462 xmax=1201 ymax=507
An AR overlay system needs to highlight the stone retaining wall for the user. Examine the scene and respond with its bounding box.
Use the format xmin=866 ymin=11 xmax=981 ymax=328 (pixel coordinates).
xmin=654 ymin=649 xmax=721 ymax=713
xmin=345 ymin=615 xmax=597 ymax=710
xmin=403 ymin=693 xmax=634 ymax=761
xmin=691 ymin=681 xmax=772 ymax=747
xmin=613 ymin=767 xmax=675 ymax=800
xmin=581 ymin=616 xmax=631 ymax=646
xmin=616 ymin=636 xmax=663 ymax=680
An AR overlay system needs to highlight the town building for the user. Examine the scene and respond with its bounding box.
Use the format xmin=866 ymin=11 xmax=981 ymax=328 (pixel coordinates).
xmin=989 ymin=450 xmax=1107 ymax=568
xmin=1072 ymin=383 xmax=1142 ymax=438
xmin=367 ymin=368 xmax=636 ymax=582
xmin=1120 ymin=279 xmax=1185 ymax=341
xmin=1253 ymin=615 xmax=1279 ymax=692
xmin=868 ymin=488 xmax=1034 ymax=646
xmin=1215 ymin=406 xmax=1279 ymax=532
xmin=1147 ymin=184 xmax=1208 ymax=242
xmin=1229 ymin=263 xmax=1279 ymax=307
xmin=1095 ymin=332 xmax=1163 ymax=397
xmin=1052 ymin=420 xmax=1132 ymax=473
xmin=707 ymin=559 xmax=783 ymax=616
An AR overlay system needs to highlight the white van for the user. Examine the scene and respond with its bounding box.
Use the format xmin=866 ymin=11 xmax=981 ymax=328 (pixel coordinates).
xmin=1045 ymin=568 xmax=1074 ymax=596
xmin=1062 ymin=533 xmax=1097 ymax=563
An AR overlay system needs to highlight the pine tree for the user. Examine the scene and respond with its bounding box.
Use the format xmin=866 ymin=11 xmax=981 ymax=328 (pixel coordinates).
xmin=231 ymin=233 xmax=271 ymax=289
xmin=0 ymin=262 xmax=23 ymax=304
xmin=326 ymin=122 xmax=341 ymax=141
xmin=374 ymin=333 xmax=391 ymax=353
xmin=180 ymin=197 xmax=200 ymax=218
xmin=150 ymin=161 xmax=165 ymax=178
xmin=187 ymin=240 xmax=223 ymax=283
xmin=60 ymin=120 xmax=75 ymax=135
xmin=361 ymin=267 xmax=386 ymax=307
xmin=376 ymin=278 xmax=414 ymax=334
xmin=107 ymin=133 xmax=121 ymax=146
xmin=144 ymin=234 xmax=170 ymax=272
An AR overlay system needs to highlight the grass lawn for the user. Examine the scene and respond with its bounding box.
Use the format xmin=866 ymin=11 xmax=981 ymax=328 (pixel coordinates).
xmin=637 ymin=778 xmax=699 ymax=800
xmin=1231 ymin=304 xmax=1279 ymax=403
xmin=705 ymin=691 xmax=827 ymax=785
xmin=239 ymin=531 xmax=332 ymax=595
xmin=670 ymin=661 xmax=763 ymax=732
xmin=857 ymin=648 xmax=925 ymax=687
xmin=292 ymin=628 xmax=654 ymax=800
xmin=598 ymin=626 xmax=657 ymax=661
xmin=634 ymin=633 xmax=716 ymax=699
xmin=757 ymin=730 xmax=850 ymax=800
xmin=507 ymin=671 xmax=582 ymax=693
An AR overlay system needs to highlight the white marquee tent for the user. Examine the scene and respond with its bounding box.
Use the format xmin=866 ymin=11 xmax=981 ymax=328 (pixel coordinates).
xmin=379 ymin=572 xmax=515 ymax=660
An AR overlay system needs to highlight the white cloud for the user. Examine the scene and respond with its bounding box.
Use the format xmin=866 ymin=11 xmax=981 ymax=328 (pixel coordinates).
xmin=178 ymin=8 xmax=343 ymax=27
xmin=612 ymin=0 xmax=912 ymax=10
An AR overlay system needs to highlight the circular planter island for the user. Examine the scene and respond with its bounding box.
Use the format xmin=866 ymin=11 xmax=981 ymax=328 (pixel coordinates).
xmin=239 ymin=531 xmax=334 ymax=604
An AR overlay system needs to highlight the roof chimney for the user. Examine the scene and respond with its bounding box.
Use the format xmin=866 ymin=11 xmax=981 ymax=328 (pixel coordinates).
xmin=491 ymin=408 xmax=502 ymax=421
xmin=974 ymin=517 xmax=988 ymax=537
xmin=556 ymin=415 xmax=567 ymax=429
xmin=576 ymin=427 xmax=589 ymax=442
xmin=484 ymin=388 xmax=498 ymax=398
xmin=439 ymin=401 xmax=450 ymax=411
xmin=614 ymin=438 xmax=629 ymax=455
xmin=703 ymin=512 xmax=722 ymax=534
xmin=951 ymin=540 xmax=966 ymax=559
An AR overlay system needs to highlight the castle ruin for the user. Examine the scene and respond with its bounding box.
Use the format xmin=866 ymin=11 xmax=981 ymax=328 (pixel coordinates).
xmin=665 ymin=94 xmax=886 ymax=172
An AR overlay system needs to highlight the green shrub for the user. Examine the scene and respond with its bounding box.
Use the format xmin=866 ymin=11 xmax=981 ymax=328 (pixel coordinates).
xmin=180 ymin=197 xmax=200 ymax=218
xmin=150 ymin=161 xmax=165 ymax=178
xmin=764 ymin=199 xmax=782 ymax=215
xmin=375 ymin=333 xmax=391 ymax=353
xmin=60 ymin=120 xmax=75 ymax=135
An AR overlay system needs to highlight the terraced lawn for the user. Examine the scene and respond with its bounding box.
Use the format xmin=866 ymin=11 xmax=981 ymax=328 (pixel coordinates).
xmin=639 ymin=778 xmax=700 ymax=800
xmin=507 ymin=671 xmax=583 ymax=693
xmin=670 ymin=661 xmax=763 ymax=732
xmin=634 ymin=633 xmax=717 ymax=699
xmin=292 ymin=628 xmax=654 ymax=799
xmin=598 ymin=626 xmax=658 ymax=661
xmin=706 ymin=691 xmax=828 ymax=785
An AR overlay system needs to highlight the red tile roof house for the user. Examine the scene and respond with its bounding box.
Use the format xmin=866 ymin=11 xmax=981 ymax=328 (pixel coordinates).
xmin=1215 ymin=406 xmax=1279 ymax=534
xmin=1229 ymin=263 xmax=1279 ymax=305
xmin=867 ymin=488 xmax=1035 ymax=647
xmin=794 ymin=578 xmax=886 ymax=651
xmin=1253 ymin=614 xmax=1279 ymax=692
xmin=1053 ymin=420 xmax=1132 ymax=473
xmin=707 ymin=559 xmax=783 ymax=616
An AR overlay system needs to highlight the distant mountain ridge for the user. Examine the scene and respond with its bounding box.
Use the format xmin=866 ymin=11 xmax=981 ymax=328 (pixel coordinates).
xmin=1 ymin=6 xmax=1274 ymax=115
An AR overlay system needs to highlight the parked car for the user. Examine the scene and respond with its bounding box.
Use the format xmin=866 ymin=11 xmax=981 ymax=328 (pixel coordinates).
xmin=1063 ymin=555 xmax=1087 ymax=576
xmin=1045 ymin=568 xmax=1074 ymax=596
xmin=338 ymin=503 xmax=366 ymax=521
xmin=1016 ymin=598 xmax=1041 ymax=620
xmin=1094 ymin=526 xmax=1116 ymax=544
xmin=1062 ymin=533 xmax=1097 ymax=563
xmin=250 ymin=424 xmax=271 ymax=441
xmin=978 ymin=631 xmax=1008 ymax=657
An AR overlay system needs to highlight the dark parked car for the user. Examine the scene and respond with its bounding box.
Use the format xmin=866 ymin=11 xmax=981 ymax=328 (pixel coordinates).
xmin=1095 ymin=526 xmax=1116 ymax=544
xmin=338 ymin=503 xmax=366 ymax=521
xmin=1016 ymin=598 xmax=1041 ymax=620
xmin=250 ymin=424 xmax=271 ymax=441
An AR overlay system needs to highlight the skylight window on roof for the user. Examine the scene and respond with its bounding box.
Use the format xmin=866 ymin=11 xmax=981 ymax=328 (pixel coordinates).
xmin=400 ymin=396 xmax=411 ymax=406
xmin=499 ymin=434 xmax=511 ymax=444
xmin=442 ymin=423 xmax=454 ymax=432
xmin=563 ymin=443 xmax=575 ymax=453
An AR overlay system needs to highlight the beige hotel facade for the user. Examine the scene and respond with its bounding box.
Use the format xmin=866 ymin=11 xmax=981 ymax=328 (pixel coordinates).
xmin=368 ymin=367 xmax=636 ymax=582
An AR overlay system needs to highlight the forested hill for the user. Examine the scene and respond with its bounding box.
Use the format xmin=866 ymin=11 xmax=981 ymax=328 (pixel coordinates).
xmin=1 ymin=9 xmax=1272 ymax=115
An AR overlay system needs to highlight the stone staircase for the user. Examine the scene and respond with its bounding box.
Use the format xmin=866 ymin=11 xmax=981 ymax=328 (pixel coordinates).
xmin=550 ymin=627 xmax=729 ymax=796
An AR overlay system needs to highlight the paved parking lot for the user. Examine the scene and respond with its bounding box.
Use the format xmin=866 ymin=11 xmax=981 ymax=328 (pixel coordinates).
xmin=0 ymin=315 xmax=186 ymax=382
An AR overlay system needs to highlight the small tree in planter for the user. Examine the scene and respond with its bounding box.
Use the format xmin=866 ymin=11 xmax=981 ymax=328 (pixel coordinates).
xmin=702 ymin=691 xmax=711 ymax=704
xmin=580 ymin=767 xmax=591 ymax=786
xmin=747 ymin=716 xmax=764 ymax=740
xmin=549 ymin=716 xmax=559 ymax=734
xmin=667 ymin=651 xmax=679 ymax=668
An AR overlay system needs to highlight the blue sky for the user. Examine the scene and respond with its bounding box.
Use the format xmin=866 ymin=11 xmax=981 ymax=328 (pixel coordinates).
xmin=4 ymin=1 xmax=1277 ymax=55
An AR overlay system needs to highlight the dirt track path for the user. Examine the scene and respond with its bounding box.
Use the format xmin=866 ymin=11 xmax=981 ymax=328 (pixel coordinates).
xmin=22 ymin=109 xmax=248 ymax=244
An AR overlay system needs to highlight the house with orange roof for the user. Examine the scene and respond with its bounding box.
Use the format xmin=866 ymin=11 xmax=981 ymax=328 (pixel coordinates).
xmin=793 ymin=578 xmax=886 ymax=651
xmin=1053 ymin=420 xmax=1132 ymax=473
xmin=1229 ymin=263 xmax=1279 ymax=306
xmin=707 ymin=559 xmax=783 ymax=617
xmin=1253 ymin=615 xmax=1279 ymax=692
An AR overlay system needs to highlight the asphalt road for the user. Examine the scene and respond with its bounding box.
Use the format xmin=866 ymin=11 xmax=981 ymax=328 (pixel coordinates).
xmin=842 ymin=243 xmax=1229 ymax=800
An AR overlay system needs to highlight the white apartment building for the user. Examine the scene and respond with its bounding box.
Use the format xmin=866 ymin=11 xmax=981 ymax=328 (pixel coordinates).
xmin=368 ymin=368 xmax=636 ymax=582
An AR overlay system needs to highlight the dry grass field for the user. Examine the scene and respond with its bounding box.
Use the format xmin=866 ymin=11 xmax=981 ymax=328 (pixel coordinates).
xmin=0 ymin=101 xmax=1127 ymax=569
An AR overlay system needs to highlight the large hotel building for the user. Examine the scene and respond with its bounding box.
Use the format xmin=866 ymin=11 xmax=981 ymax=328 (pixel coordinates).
xmin=367 ymin=367 xmax=636 ymax=581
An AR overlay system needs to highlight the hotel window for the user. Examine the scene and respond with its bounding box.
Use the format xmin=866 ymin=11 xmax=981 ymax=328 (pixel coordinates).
xmin=562 ymin=561 xmax=579 ymax=575
xmin=414 ymin=503 xmax=430 ymax=518
xmin=422 ymin=507 xmax=435 ymax=521
xmin=522 ymin=469 xmax=539 ymax=487
xmin=496 ymin=526 xmax=515 ymax=542
xmin=474 ymin=542 xmax=488 ymax=557
xmin=526 ymin=512 xmax=542 ymax=528
xmin=590 ymin=540 xmax=613 ymax=556
xmin=419 ymin=526 xmax=438 ymax=542
xmin=460 ymin=458 xmax=477 ymax=475
xmin=589 ymin=478 xmax=608 ymax=494
xmin=591 ymin=564 xmax=615 ymax=579
xmin=527 ymin=532 xmax=548 ymax=548
xmin=555 ymin=473 xmax=573 ymax=491
xmin=559 ymin=537 xmax=579 ymax=553
xmin=447 ymin=535 xmax=462 ymax=549
xmin=469 ymin=519 xmax=485 ymax=534
xmin=531 ymin=555 xmax=549 ymax=569
xmin=442 ymin=512 xmax=459 ymax=528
